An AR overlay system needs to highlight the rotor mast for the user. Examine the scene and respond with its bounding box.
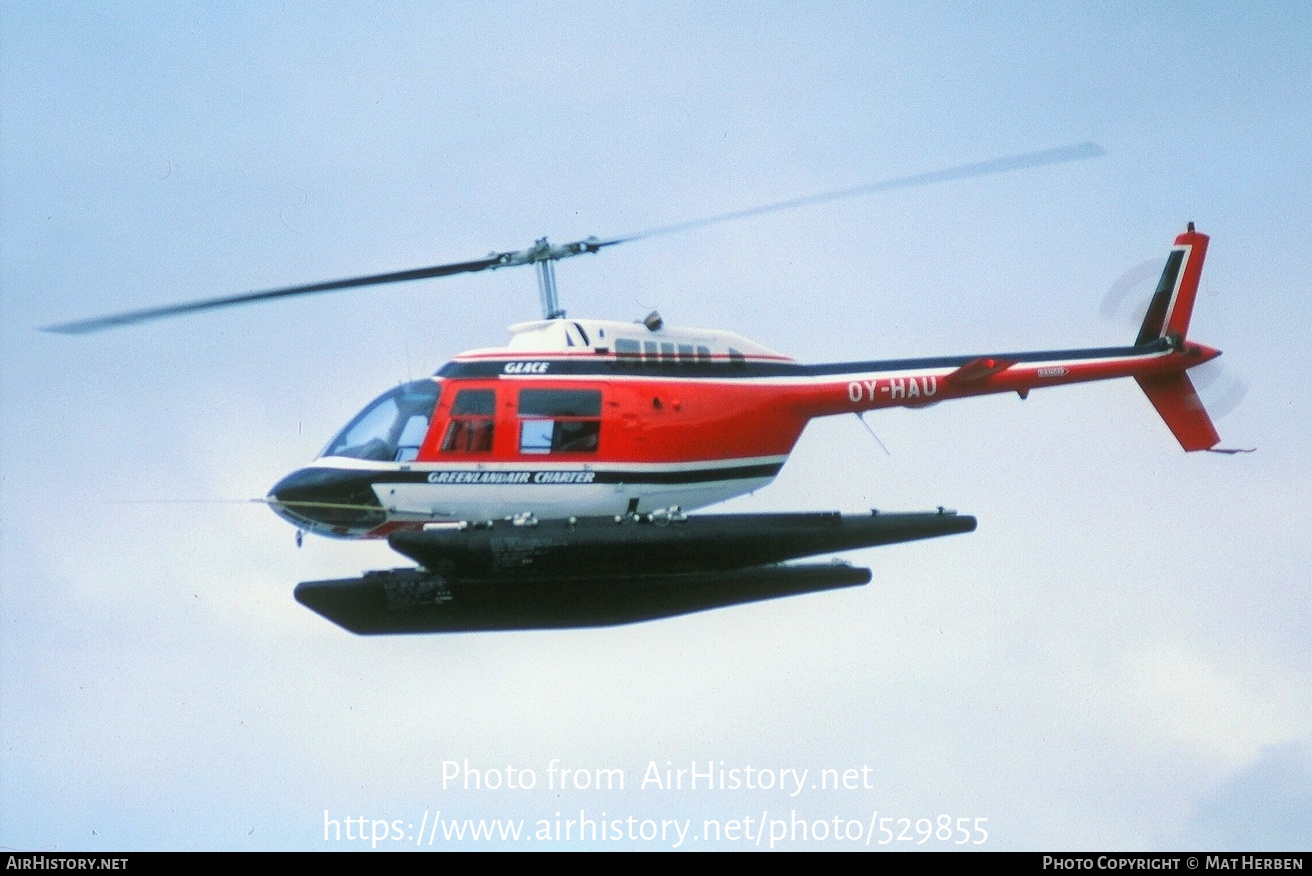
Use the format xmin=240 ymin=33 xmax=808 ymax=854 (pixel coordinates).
xmin=532 ymin=238 xmax=564 ymax=319
xmin=488 ymin=235 xmax=604 ymax=320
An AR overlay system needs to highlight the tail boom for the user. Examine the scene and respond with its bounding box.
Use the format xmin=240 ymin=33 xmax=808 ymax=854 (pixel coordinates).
xmin=792 ymin=226 xmax=1225 ymax=451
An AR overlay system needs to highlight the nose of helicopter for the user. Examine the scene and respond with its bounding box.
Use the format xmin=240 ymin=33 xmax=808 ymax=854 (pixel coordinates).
xmin=267 ymin=467 xmax=387 ymax=534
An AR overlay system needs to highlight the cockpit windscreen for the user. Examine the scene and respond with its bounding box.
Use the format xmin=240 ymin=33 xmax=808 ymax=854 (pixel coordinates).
xmin=321 ymin=380 xmax=441 ymax=462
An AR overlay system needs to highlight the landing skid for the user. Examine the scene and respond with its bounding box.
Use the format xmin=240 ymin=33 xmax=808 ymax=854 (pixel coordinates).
xmin=293 ymin=509 xmax=976 ymax=634
xmin=294 ymin=562 xmax=872 ymax=634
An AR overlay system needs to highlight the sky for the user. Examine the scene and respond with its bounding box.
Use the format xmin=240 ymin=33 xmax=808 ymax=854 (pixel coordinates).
xmin=2 ymin=2 xmax=1310 ymax=851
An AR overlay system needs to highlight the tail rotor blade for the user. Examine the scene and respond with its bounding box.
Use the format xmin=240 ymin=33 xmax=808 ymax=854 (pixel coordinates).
xmin=1189 ymin=359 xmax=1249 ymax=421
xmin=1100 ymin=257 xmax=1164 ymax=326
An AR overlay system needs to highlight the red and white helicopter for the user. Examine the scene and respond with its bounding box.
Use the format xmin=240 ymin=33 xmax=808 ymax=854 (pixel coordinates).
xmin=48 ymin=145 xmax=1237 ymax=632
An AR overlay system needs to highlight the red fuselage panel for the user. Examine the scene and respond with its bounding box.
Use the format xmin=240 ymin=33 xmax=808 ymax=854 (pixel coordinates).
xmin=416 ymin=377 xmax=810 ymax=465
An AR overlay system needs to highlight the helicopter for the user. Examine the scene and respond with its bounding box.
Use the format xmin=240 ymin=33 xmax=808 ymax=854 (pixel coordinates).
xmin=45 ymin=144 xmax=1236 ymax=633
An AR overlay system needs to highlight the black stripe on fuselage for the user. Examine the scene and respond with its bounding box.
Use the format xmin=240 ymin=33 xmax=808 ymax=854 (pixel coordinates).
xmin=436 ymin=339 xmax=1169 ymax=380
xmin=591 ymin=462 xmax=782 ymax=484
xmin=309 ymin=462 xmax=784 ymax=487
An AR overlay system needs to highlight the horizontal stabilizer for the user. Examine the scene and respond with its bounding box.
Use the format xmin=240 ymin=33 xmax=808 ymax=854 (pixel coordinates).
xmin=1136 ymin=373 xmax=1220 ymax=451
xmin=945 ymin=356 xmax=1016 ymax=386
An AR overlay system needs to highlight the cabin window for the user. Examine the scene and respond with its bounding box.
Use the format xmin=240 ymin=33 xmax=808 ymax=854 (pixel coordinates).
xmin=678 ymin=343 xmax=695 ymax=364
xmin=615 ymin=338 xmax=640 ymax=360
xmin=517 ymin=388 xmax=601 ymax=454
xmin=440 ymin=388 xmax=496 ymax=452
xmin=321 ymin=380 xmax=441 ymax=462
xmin=728 ymin=347 xmax=746 ymax=369
xmin=697 ymin=345 xmax=712 ymax=362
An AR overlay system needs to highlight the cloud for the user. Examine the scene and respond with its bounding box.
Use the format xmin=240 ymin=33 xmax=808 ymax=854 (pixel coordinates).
xmin=1121 ymin=643 xmax=1312 ymax=768
xmin=1178 ymin=739 xmax=1312 ymax=850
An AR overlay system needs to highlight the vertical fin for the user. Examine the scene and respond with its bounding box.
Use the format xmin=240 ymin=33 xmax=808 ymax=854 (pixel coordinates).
xmin=1136 ymin=225 xmax=1210 ymax=344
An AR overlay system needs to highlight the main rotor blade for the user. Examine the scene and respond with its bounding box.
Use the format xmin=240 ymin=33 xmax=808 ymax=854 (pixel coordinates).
xmin=44 ymin=143 xmax=1102 ymax=334
xmin=596 ymin=142 xmax=1105 ymax=247
xmin=42 ymin=255 xmax=505 ymax=334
